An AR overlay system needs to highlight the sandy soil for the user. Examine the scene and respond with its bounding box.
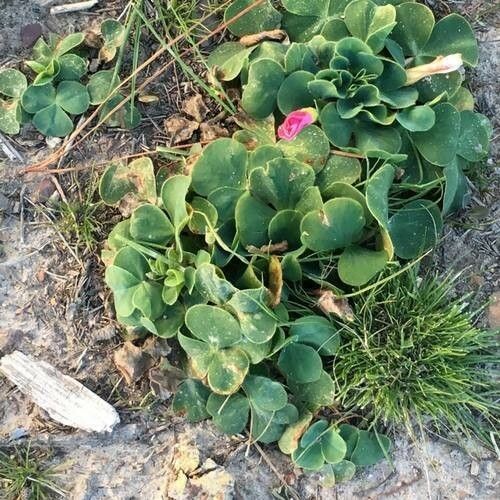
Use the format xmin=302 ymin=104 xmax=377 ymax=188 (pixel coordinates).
xmin=0 ymin=1 xmax=498 ymax=499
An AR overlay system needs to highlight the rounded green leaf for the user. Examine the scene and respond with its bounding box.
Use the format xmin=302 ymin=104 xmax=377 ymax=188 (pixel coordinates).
xmin=415 ymin=70 xmax=462 ymax=102
xmin=456 ymin=111 xmax=491 ymax=161
xmin=130 ymin=204 xmax=174 ymax=244
xmin=268 ymin=210 xmax=303 ymax=249
xmin=58 ymin=53 xmax=88 ymax=81
xmin=185 ymin=304 xmax=242 ymax=348
xmin=101 ymin=19 xmax=125 ymax=46
xmin=0 ymin=69 xmax=27 ymax=98
xmin=194 ymin=263 xmax=237 ymax=305
xmin=282 ymin=11 xmax=325 ymax=43
xmin=242 ymin=59 xmax=285 ymax=119
xmin=224 ymin=0 xmax=282 ymax=37
xmin=132 ymin=281 xmax=163 ymax=320
xmin=278 ymin=343 xmax=323 ymax=383
xmin=0 ymin=100 xmax=21 ymax=134
xmin=228 ymin=288 xmax=277 ymax=344
xmin=282 ymin=0 xmax=328 ymax=17
xmin=330 ymin=460 xmax=356 ymax=482
xmin=391 ymin=2 xmax=435 ymax=56
xmin=172 ymin=379 xmax=210 ymax=423
xmin=396 ymin=105 xmax=435 ymax=132
xmin=412 ymin=103 xmax=460 ymax=166
xmin=448 ymin=87 xmax=474 ymax=112
xmin=316 ymin=156 xmax=361 ymax=193
xmin=161 ymin=174 xmax=190 ymax=229
xmin=192 ymin=138 xmax=247 ymax=196
xmin=99 ymin=93 xmax=141 ymax=129
xmin=208 ymin=42 xmax=254 ymax=81
xmin=244 ymin=375 xmax=287 ymax=411
xmin=278 ymin=125 xmax=330 ymax=172
xmin=21 ymin=84 xmax=56 ymax=114
xmin=87 ymin=70 xmax=120 ymax=105
xmin=388 ymin=199 xmax=443 ymax=259
xmin=188 ymin=197 xmax=218 ymax=235
xmin=321 ymin=428 xmax=347 ymax=464
xmin=292 ymin=442 xmax=325 ymax=470
xmin=320 ymin=102 xmax=353 ymax=147
xmin=277 ymin=71 xmax=315 ymax=115
xmin=423 ymin=13 xmax=478 ymax=66
xmin=235 ymin=192 xmax=275 ymax=248
xmin=56 ymin=81 xmax=89 ymax=115
xmin=301 ymin=198 xmax=365 ymax=252
xmin=54 ymin=32 xmax=85 ymax=56
xmin=288 ymin=370 xmax=336 ymax=406
xmin=365 ymin=164 xmax=394 ymax=231
xmin=207 ymin=348 xmax=249 ymax=395
xmin=207 ymin=187 xmax=244 ymax=223
xmin=289 ymin=316 xmax=339 ymax=355
xmin=278 ymin=411 xmax=314 ymax=455
xmin=350 ymin=430 xmax=391 ymax=467
xmin=206 ymin=393 xmax=250 ymax=434
xmin=338 ymin=246 xmax=388 ymax=286
xmin=32 ymin=103 xmax=73 ymax=137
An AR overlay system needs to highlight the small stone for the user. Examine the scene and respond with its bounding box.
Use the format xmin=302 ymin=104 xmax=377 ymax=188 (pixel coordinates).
xmin=470 ymin=461 xmax=480 ymax=476
xmin=0 ymin=192 xmax=10 ymax=212
xmin=488 ymin=292 xmax=500 ymax=328
xmin=20 ymin=23 xmax=43 ymax=48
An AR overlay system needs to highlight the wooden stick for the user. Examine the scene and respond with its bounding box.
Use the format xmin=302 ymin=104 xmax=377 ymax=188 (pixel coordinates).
xmin=0 ymin=351 xmax=120 ymax=433
xmin=50 ymin=0 xmax=98 ymax=15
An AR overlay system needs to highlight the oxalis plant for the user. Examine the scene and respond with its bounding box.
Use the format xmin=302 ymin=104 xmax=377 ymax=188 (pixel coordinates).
xmin=0 ymin=19 xmax=140 ymax=137
xmin=99 ymin=0 xmax=492 ymax=484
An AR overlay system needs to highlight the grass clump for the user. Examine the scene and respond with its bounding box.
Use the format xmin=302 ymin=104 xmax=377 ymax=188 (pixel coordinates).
xmin=334 ymin=268 xmax=499 ymax=445
xmin=0 ymin=444 xmax=63 ymax=499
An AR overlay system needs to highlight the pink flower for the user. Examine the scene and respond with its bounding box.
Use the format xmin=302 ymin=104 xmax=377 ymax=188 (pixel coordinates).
xmin=277 ymin=107 xmax=318 ymax=141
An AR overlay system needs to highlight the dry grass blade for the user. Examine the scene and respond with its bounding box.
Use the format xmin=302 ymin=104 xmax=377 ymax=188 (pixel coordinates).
xmin=24 ymin=0 xmax=266 ymax=174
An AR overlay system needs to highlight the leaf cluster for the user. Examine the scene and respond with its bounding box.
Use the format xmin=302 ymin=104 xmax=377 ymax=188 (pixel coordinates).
xmin=0 ymin=19 xmax=140 ymax=137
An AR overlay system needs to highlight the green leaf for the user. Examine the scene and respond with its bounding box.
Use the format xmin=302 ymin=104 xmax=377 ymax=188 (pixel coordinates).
xmin=391 ymin=2 xmax=434 ymax=56
xmin=208 ymin=42 xmax=254 ymax=81
xmin=21 ymin=84 xmax=56 ymax=114
xmin=448 ymin=87 xmax=474 ymax=112
xmin=248 ymin=145 xmax=283 ymax=174
xmin=301 ymin=198 xmax=365 ymax=252
xmin=192 ymin=138 xmax=247 ymax=196
xmin=54 ymin=33 xmax=85 ymax=56
xmin=132 ymin=282 xmax=163 ymax=320
xmin=0 ymin=69 xmax=27 ymax=98
xmin=350 ymin=430 xmax=391 ymax=467
xmin=339 ymin=424 xmax=359 ymax=457
xmin=235 ymin=192 xmax=275 ymax=248
xmin=185 ymin=304 xmax=242 ymax=348
xmin=338 ymin=246 xmax=388 ymax=286
xmin=57 ymin=53 xmax=88 ymax=81
xmin=330 ymin=460 xmax=357 ymax=483
xmin=423 ymin=13 xmax=478 ymax=66
xmin=277 ymin=71 xmax=315 ymax=115
xmin=172 ymin=379 xmax=210 ymax=423
xmin=415 ymin=70 xmax=462 ymax=102
xmin=317 ymin=156 xmax=361 ymax=192
xmin=344 ymin=0 xmax=397 ymax=53
xmin=224 ymin=0 xmax=282 ymax=37
xmin=99 ymin=157 xmax=156 ymax=205
xmin=282 ymin=0 xmax=328 ymax=17
xmin=321 ymin=428 xmax=347 ymax=464
xmin=412 ymin=103 xmax=460 ymax=166
xmin=244 ymin=375 xmax=287 ymax=411
xmin=56 ymin=81 xmax=89 ymax=115
xmin=456 ymin=111 xmax=491 ymax=161
xmin=396 ymin=105 xmax=435 ymax=132
xmin=249 ymin=157 xmax=315 ymax=211
xmin=242 ymin=59 xmax=285 ymax=119
xmin=178 ymin=333 xmax=213 ymax=378
xmin=278 ymin=125 xmax=330 ymax=172
xmin=207 ymin=348 xmax=249 ymax=395
xmin=365 ymin=164 xmax=394 ymax=231
xmin=289 ymin=316 xmax=339 ymax=356
xmin=228 ymin=288 xmax=277 ymax=344
xmin=99 ymin=93 xmax=141 ymax=129
xmin=130 ymin=204 xmax=174 ymax=244
xmin=87 ymin=70 xmax=120 ymax=105
xmin=0 ymin=100 xmax=21 ymax=134
xmin=268 ymin=210 xmax=303 ymax=249
xmin=161 ymin=175 xmax=191 ymax=244
xmin=189 ymin=197 xmax=218 ymax=235
xmin=32 ymin=103 xmax=73 ymax=137
xmin=194 ymin=263 xmax=236 ymax=305
xmin=288 ymin=370 xmax=336 ymax=407
xmin=206 ymin=393 xmax=250 ymax=434
xmin=388 ymin=199 xmax=443 ymax=259
xmin=278 ymin=343 xmax=323 ymax=383
xmin=443 ymin=158 xmax=469 ymax=216
xmin=282 ymin=12 xmax=325 ymax=43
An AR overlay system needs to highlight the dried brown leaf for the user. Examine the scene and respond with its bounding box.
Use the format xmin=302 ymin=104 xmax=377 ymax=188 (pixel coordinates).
xmin=199 ymin=122 xmax=229 ymax=142
xmin=268 ymin=256 xmax=283 ymax=308
xmin=315 ymin=290 xmax=354 ymax=322
xmin=182 ymin=94 xmax=209 ymax=123
xmin=239 ymin=29 xmax=288 ymax=47
xmin=247 ymin=241 xmax=288 ymax=254
xmin=113 ymin=341 xmax=154 ymax=385
xmin=164 ymin=114 xmax=199 ymax=145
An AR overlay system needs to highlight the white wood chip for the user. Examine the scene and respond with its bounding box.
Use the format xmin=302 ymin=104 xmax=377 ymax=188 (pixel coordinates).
xmin=0 ymin=351 xmax=120 ymax=433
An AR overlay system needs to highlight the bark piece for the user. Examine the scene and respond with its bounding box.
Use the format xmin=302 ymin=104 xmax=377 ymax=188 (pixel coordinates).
xmin=0 ymin=350 xmax=120 ymax=432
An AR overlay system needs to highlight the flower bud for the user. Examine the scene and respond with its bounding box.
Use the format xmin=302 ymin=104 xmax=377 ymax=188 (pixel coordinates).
xmin=277 ymin=107 xmax=318 ymax=141
xmin=405 ymin=53 xmax=463 ymax=86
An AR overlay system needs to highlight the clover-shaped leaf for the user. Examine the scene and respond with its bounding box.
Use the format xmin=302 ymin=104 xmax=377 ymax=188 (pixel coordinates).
xmin=289 ymin=316 xmax=339 ymax=355
xmin=87 ymin=70 xmax=121 ymax=105
xmin=172 ymin=378 xmax=210 ymax=423
xmin=100 ymin=19 xmax=126 ymax=62
xmin=129 ymin=204 xmax=174 ymax=244
xmin=194 ymin=263 xmax=237 ymax=305
xmin=208 ymin=42 xmax=255 ymax=81
xmin=338 ymin=246 xmax=388 ymax=286
xmin=206 ymin=392 xmax=249 ymax=434
xmin=278 ymin=343 xmax=323 ymax=383
xmin=288 ymin=370 xmax=336 ymax=407
xmin=0 ymin=69 xmax=27 ymax=98
xmin=224 ymin=0 xmax=281 ymax=37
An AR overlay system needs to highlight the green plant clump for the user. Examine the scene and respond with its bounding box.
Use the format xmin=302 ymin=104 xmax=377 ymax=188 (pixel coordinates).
xmin=0 ymin=20 xmax=140 ymax=137
xmin=334 ymin=269 xmax=499 ymax=443
xmin=98 ymin=0 xmax=494 ymax=482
